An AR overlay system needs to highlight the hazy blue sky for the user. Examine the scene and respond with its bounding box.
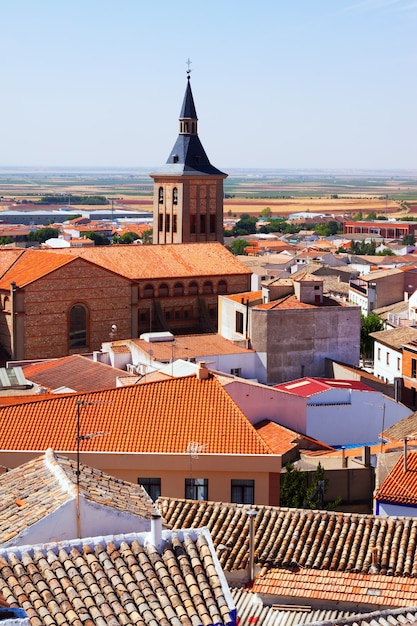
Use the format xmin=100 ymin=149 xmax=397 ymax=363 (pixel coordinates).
xmin=1 ymin=0 xmax=416 ymax=170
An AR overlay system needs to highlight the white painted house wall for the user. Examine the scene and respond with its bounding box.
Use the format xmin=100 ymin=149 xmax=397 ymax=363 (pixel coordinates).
xmin=306 ymin=389 xmax=410 ymax=446
xmin=5 ymin=497 xmax=152 ymax=548
xmin=373 ymin=341 xmax=402 ymax=383
xmin=376 ymin=501 xmax=417 ymax=517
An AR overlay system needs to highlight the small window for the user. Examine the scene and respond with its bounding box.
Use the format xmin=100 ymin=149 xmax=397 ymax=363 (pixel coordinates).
xmin=143 ymin=284 xmax=154 ymax=298
xmin=231 ymin=479 xmax=254 ymax=504
xmin=175 ymin=309 xmax=181 ymax=320
xmin=210 ymin=214 xmax=216 ymax=234
xmin=190 ymin=214 xmax=196 ymax=234
xmin=200 ymin=214 xmax=206 ymax=233
xmin=377 ymin=347 xmax=381 ymax=361
xmin=236 ymin=311 xmax=244 ymax=334
xmin=158 ymin=187 xmax=164 ymax=204
xmin=412 ymin=359 xmax=417 ymax=379
xmin=139 ymin=477 xmax=161 ymax=501
xmin=194 ymin=155 xmax=201 ymax=164
xmin=203 ymin=281 xmax=213 ymax=294
xmin=173 ymin=155 xmax=179 ymax=164
xmin=185 ymin=478 xmax=208 ymax=500
xmin=314 ymin=285 xmax=320 ymax=290
xmin=386 ymin=353 xmax=390 ymax=366
xmin=166 ymin=214 xmax=170 ymax=232
xmin=69 ymin=304 xmax=88 ymax=348
xmin=173 ymin=188 xmax=178 ymax=205
xmin=159 ymin=283 xmax=169 ymax=297
xmin=173 ymin=214 xmax=177 ymax=233
xmin=230 ymin=368 xmax=241 ymax=377
xmin=397 ymin=357 xmax=400 ymax=371
xmin=208 ymin=304 xmax=216 ymax=319
xmin=184 ymin=307 xmax=191 ymax=320
xmin=158 ymin=214 xmax=163 ymax=232
xmin=174 ymin=282 xmax=184 ymax=296
xmin=189 ymin=281 xmax=198 ymax=295
xmin=218 ymin=280 xmax=227 ymax=294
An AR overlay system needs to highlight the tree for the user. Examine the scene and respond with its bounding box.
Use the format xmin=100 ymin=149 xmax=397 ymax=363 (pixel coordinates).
xmin=280 ymin=462 xmax=340 ymax=510
xmin=360 ymin=313 xmax=384 ymax=359
xmin=119 ymin=231 xmax=138 ymax=244
xmin=141 ymin=229 xmax=153 ymax=244
xmin=81 ymin=231 xmax=110 ymax=246
xmin=403 ymin=234 xmax=415 ymax=246
xmin=27 ymin=227 xmax=59 ymax=243
xmin=260 ymin=207 xmax=272 ymax=219
xmin=230 ymin=239 xmax=249 ymax=256
xmin=233 ymin=214 xmax=257 ymax=235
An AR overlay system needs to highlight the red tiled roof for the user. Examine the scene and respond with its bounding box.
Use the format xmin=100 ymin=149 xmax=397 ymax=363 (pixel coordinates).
xmin=22 ymin=354 xmax=130 ymax=392
xmin=131 ymin=333 xmax=254 ymax=360
xmin=255 ymin=420 xmax=334 ymax=454
xmin=375 ymin=451 xmax=417 ymax=504
xmin=50 ymin=242 xmax=251 ymax=280
xmin=256 ymin=294 xmax=344 ymax=310
xmin=0 ymin=249 xmax=76 ymax=289
xmin=274 ymin=378 xmax=375 ymax=397
xmin=224 ymin=291 xmax=262 ymax=303
xmin=252 ymin=569 xmax=417 ymax=608
xmin=0 ymin=376 xmax=273 ymax=455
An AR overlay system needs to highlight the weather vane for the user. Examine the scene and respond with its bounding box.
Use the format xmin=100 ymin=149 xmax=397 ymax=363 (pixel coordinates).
xmin=186 ymin=58 xmax=192 ymax=78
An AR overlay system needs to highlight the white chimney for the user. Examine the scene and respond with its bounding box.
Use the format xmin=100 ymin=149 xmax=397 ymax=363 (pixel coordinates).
xmin=150 ymin=514 xmax=162 ymax=547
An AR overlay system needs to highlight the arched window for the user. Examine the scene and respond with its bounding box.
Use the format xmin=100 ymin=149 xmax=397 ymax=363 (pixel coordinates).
xmin=174 ymin=282 xmax=184 ymax=296
xmin=218 ymin=280 xmax=227 ymax=294
xmin=189 ymin=281 xmax=198 ymax=295
xmin=159 ymin=283 xmax=169 ymax=297
xmin=203 ymin=281 xmax=213 ymax=294
xmin=173 ymin=188 xmax=178 ymax=205
xmin=143 ymin=284 xmax=154 ymax=298
xmin=69 ymin=304 xmax=88 ymax=348
xmin=158 ymin=187 xmax=164 ymax=204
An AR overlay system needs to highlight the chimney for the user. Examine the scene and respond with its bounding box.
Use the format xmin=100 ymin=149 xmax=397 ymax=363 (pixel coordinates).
xmin=197 ymin=361 xmax=210 ymax=380
xmin=341 ymin=447 xmax=347 ymax=468
xmin=362 ymin=445 xmax=371 ymax=467
xmin=150 ymin=514 xmax=162 ymax=547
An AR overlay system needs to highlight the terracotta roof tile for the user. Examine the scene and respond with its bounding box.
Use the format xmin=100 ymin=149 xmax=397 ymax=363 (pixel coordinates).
xmin=0 ymin=376 xmax=272 ymax=455
xmin=131 ymin=333 xmax=254 ymax=360
xmin=255 ymin=420 xmax=333 ymax=455
xmin=0 ymin=449 xmax=157 ymax=546
xmin=0 ymin=249 xmax=76 ymax=289
xmin=157 ymin=498 xmax=417 ymax=578
xmin=22 ymin=355 xmax=132 ymax=392
xmin=252 ymin=569 xmax=417 ymax=608
xmin=50 ymin=242 xmax=251 ymax=280
xmin=0 ymin=528 xmax=234 ymax=625
xmin=375 ymin=451 xmax=417 ymax=504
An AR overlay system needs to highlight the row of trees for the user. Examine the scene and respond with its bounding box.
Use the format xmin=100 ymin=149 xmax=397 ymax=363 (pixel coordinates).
xmin=38 ymin=195 xmax=109 ymax=205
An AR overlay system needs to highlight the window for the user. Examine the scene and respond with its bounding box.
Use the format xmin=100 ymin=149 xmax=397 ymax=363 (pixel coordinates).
xmin=139 ymin=477 xmax=161 ymax=501
xmin=236 ymin=311 xmax=244 ymax=334
xmin=184 ymin=307 xmax=191 ymax=320
xmin=231 ymin=479 xmax=254 ymax=504
xmin=386 ymin=353 xmax=390 ymax=366
xmin=143 ymin=284 xmax=154 ymax=298
xmin=218 ymin=280 xmax=227 ymax=294
xmin=314 ymin=285 xmax=320 ymax=290
xmin=377 ymin=347 xmax=381 ymax=361
xmin=208 ymin=304 xmax=216 ymax=319
xmin=69 ymin=304 xmax=88 ymax=348
xmin=173 ymin=188 xmax=178 ymax=205
xmin=159 ymin=283 xmax=169 ymax=297
xmin=203 ymin=281 xmax=213 ymax=294
xmin=230 ymin=368 xmax=241 ymax=376
xmin=158 ymin=214 xmax=163 ymax=232
xmin=158 ymin=187 xmax=164 ymax=204
xmin=185 ymin=478 xmax=208 ymax=500
xmin=173 ymin=214 xmax=177 ymax=233
xmin=190 ymin=214 xmax=196 ymax=234
xmin=174 ymin=309 xmax=181 ymax=320
xmin=174 ymin=282 xmax=184 ymax=296
xmin=138 ymin=309 xmax=150 ymax=325
xmin=210 ymin=214 xmax=216 ymax=234
xmin=200 ymin=214 xmax=206 ymax=233
xmin=397 ymin=357 xmax=401 ymax=371
xmin=189 ymin=281 xmax=198 ymax=295
xmin=166 ymin=214 xmax=170 ymax=232
xmin=412 ymin=358 xmax=417 ymax=379
xmin=314 ymin=295 xmax=320 ymax=303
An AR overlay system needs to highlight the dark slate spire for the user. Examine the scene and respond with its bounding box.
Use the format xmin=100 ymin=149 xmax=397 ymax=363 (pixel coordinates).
xmin=151 ymin=73 xmax=226 ymax=177
xmin=179 ymin=75 xmax=197 ymax=123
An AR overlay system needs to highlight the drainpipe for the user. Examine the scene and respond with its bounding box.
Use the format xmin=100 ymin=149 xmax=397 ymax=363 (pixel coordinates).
xmin=10 ymin=281 xmax=16 ymax=359
xmin=246 ymin=509 xmax=257 ymax=585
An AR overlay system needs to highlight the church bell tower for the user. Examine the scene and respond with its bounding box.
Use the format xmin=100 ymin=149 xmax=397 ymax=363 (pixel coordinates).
xmin=150 ymin=70 xmax=227 ymax=245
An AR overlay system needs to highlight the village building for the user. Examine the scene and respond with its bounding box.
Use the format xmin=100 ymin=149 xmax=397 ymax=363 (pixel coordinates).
xmin=0 ymin=244 xmax=250 ymax=361
xmin=219 ymin=273 xmax=361 ymax=384
xmin=150 ymin=73 xmax=227 ymax=245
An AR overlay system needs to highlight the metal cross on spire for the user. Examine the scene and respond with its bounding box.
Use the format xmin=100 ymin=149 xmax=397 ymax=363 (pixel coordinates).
xmin=186 ymin=58 xmax=192 ymax=78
